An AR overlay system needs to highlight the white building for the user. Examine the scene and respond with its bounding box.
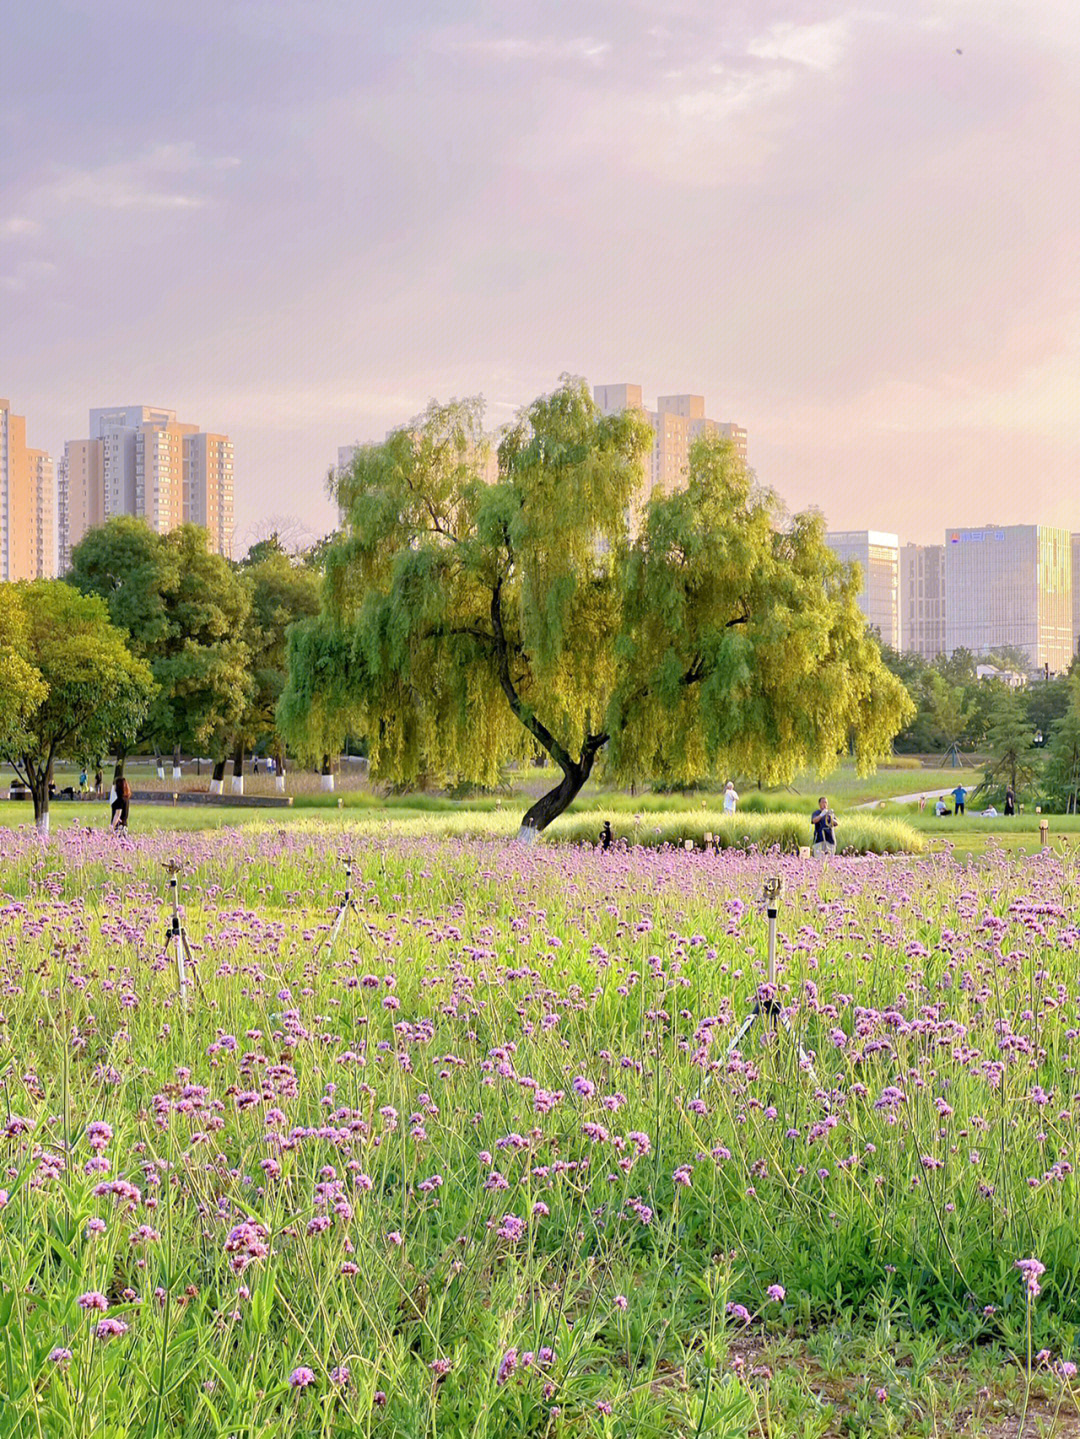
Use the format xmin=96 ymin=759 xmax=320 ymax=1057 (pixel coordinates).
xmin=825 ymin=531 xmax=901 ymax=650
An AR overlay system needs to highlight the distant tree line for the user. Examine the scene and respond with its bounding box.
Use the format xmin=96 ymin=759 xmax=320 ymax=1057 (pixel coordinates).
xmin=1 ymin=522 xmax=326 ymax=831
xmin=880 ymin=641 xmax=1080 ymax=810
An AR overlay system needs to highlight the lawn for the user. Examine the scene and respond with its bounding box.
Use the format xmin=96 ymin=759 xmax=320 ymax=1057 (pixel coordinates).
xmin=1 ymin=825 xmax=1079 ymax=1435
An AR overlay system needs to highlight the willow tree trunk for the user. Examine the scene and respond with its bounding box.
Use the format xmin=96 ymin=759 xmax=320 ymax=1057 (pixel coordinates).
xmin=172 ymin=744 xmax=183 ymax=781
xmin=518 ymin=765 xmax=591 ymax=840
xmin=274 ymin=744 xmax=287 ymax=794
xmin=321 ymin=754 xmax=334 ymax=792
xmin=210 ymin=758 xmax=226 ymax=795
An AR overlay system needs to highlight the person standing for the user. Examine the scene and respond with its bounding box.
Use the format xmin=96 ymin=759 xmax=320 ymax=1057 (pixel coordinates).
xmin=112 ymin=776 xmax=131 ymax=832
xmin=1004 ymin=785 xmax=1016 ymax=816
xmin=599 ymin=819 xmax=612 ymax=851
xmin=811 ymin=797 xmax=838 ymax=856
xmin=94 ymin=767 xmax=103 ymax=799
xmin=723 ymin=780 xmax=739 ymax=814
xmin=952 ymin=783 xmax=967 ymax=816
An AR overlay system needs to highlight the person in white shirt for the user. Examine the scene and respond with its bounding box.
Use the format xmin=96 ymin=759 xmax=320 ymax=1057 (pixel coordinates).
xmin=723 ymin=780 xmax=739 ymax=814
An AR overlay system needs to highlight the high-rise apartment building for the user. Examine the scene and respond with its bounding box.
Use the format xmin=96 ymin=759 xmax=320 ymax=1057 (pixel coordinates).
xmin=944 ymin=525 xmax=1072 ymax=672
xmin=825 ymin=531 xmax=901 ymax=649
xmin=1072 ymin=533 xmax=1080 ymax=657
xmin=60 ymin=407 xmax=234 ymax=564
xmin=184 ymin=433 xmax=235 ymax=558
xmin=593 ymin=384 xmax=747 ymax=505
xmin=0 ymin=398 xmax=55 ymax=580
xmin=57 ymin=439 xmax=105 ymax=572
xmin=901 ymin=543 xmax=946 ymax=660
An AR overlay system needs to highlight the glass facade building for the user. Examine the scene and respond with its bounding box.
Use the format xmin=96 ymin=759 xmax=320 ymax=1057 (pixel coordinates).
xmin=901 ymin=543 xmax=946 ymax=659
xmin=943 ymin=525 xmax=1072 ymax=673
xmin=824 ymin=531 xmax=900 ymax=649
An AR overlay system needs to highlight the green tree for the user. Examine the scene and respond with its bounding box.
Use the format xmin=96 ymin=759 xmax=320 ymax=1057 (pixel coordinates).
xmin=234 ymin=545 xmax=322 ymax=784
xmin=981 ymin=686 xmax=1040 ymax=800
xmin=67 ymin=519 xmax=252 ymax=777
xmin=935 ymin=647 xmax=976 ymax=686
xmin=283 ymin=378 xmax=913 ymax=835
xmin=1042 ymin=669 xmax=1080 ymax=812
xmin=1026 ymin=672 xmax=1071 ymax=743
xmin=277 ymin=612 xmax=362 ymax=781
xmin=0 ymin=585 xmax=47 ymax=760
xmin=0 ymin=583 xmax=155 ymax=833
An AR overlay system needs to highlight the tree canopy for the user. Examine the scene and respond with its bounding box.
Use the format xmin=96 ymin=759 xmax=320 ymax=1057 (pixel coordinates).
xmin=0 ymin=585 xmax=47 ymax=760
xmin=281 ymin=377 xmax=914 ymax=833
xmin=233 ymin=542 xmax=322 ymax=764
xmin=0 ymin=582 xmax=156 ymax=832
xmin=67 ymin=519 xmax=252 ymax=762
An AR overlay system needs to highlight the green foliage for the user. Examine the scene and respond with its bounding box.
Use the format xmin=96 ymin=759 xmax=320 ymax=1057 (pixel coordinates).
xmin=234 ymin=548 xmax=322 ymax=757
xmin=67 ymin=518 xmax=253 ymax=756
xmin=0 ymin=584 xmax=47 ymax=757
xmin=608 ymin=455 xmax=913 ymax=785
xmin=1042 ymin=668 xmax=1080 ymax=812
xmin=285 ymin=378 xmax=913 ymax=830
xmin=981 ymin=686 xmax=1041 ymax=799
xmin=0 ymin=582 xmax=155 ymax=824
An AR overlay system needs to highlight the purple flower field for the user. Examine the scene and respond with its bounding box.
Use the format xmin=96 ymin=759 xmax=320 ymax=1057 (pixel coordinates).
xmin=2 ymin=823 xmax=1079 ymax=1435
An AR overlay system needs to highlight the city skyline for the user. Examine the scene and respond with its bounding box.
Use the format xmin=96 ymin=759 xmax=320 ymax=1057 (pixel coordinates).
xmin=3 ymin=2 xmax=1078 ymax=547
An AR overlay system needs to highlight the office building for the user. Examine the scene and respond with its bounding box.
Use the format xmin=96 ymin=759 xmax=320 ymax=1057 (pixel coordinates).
xmin=0 ymin=398 xmax=55 ymax=580
xmin=60 ymin=406 xmax=234 ymax=564
xmin=901 ymin=543 xmax=946 ymax=660
xmin=1072 ymin=533 xmax=1080 ymax=657
xmin=825 ymin=531 xmax=901 ymax=649
xmin=944 ymin=525 xmax=1071 ymax=673
xmin=593 ymin=384 xmax=747 ymax=504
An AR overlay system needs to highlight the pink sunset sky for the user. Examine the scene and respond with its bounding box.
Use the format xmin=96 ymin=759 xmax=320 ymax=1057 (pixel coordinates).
xmin=3 ymin=0 xmax=1078 ymax=550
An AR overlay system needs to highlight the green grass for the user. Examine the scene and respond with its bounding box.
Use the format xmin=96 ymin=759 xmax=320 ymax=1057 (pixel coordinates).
xmin=0 ymin=825 xmax=1078 ymax=1435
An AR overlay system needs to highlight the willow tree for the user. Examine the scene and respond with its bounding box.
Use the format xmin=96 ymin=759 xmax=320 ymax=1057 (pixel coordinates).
xmin=282 ymin=377 xmax=913 ymax=836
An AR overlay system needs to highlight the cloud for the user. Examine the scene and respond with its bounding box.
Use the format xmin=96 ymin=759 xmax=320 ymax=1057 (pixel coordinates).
xmin=0 ymin=259 xmax=57 ymax=292
xmin=47 ymin=143 xmax=230 ymax=211
xmin=747 ymin=16 xmax=853 ymax=70
xmin=430 ymin=30 xmax=611 ymax=65
xmin=6 ymin=142 xmax=238 ymax=227
xmin=0 ymin=215 xmax=40 ymax=239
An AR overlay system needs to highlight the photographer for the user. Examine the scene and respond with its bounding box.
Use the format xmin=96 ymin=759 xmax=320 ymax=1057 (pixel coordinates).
xmin=811 ymin=796 xmax=838 ymax=857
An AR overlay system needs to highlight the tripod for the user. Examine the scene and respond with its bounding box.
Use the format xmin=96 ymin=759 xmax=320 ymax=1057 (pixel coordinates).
xmin=726 ymin=877 xmax=820 ymax=1087
xmin=317 ymin=858 xmax=366 ymax=958
xmin=162 ymin=861 xmax=198 ymax=1003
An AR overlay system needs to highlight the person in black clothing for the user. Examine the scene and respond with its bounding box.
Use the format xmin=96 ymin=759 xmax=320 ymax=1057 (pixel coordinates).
xmin=94 ymin=768 xmax=103 ymax=799
xmin=112 ymin=777 xmax=131 ymax=831
xmin=811 ymin=796 xmax=838 ymax=856
xmin=599 ymin=819 xmax=612 ymax=851
xmin=1004 ymin=785 xmax=1016 ymax=816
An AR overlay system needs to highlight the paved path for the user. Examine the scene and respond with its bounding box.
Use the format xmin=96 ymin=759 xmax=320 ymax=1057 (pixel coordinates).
xmin=853 ymin=786 xmax=966 ymax=811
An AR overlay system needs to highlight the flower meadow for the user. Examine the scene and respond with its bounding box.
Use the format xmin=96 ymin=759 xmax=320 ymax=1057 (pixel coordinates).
xmin=2 ymin=823 xmax=1080 ymax=1436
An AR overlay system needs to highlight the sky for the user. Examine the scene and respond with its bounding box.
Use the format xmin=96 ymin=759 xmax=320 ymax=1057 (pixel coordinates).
xmin=3 ymin=0 xmax=1079 ymax=551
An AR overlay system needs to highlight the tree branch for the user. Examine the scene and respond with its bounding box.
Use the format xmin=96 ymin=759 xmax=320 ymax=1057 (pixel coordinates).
xmin=489 ymin=581 xmax=575 ymax=775
xmin=400 ymin=470 xmax=459 ymax=544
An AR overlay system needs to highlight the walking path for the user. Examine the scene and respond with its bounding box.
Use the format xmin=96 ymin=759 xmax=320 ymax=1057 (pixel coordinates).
xmin=853 ymin=786 xmax=963 ymax=811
